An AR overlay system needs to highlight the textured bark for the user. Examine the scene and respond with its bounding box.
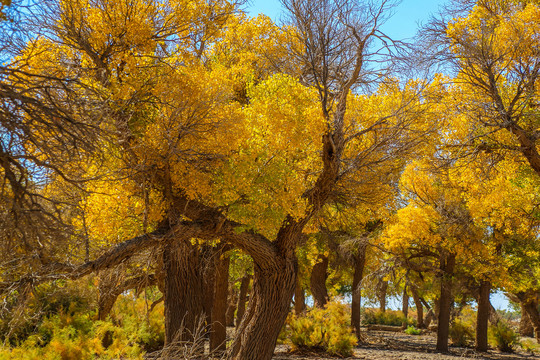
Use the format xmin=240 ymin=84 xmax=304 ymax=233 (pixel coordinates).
xmin=310 ymin=254 xmax=329 ymax=308
xmin=351 ymin=244 xmax=367 ymax=338
xmin=226 ymin=284 xmax=238 ymax=327
xmin=377 ymin=280 xmax=388 ymax=313
xmin=228 ymin=257 xmax=297 ymax=360
xmin=203 ymin=251 xmax=216 ymax=332
xmin=402 ymin=286 xmax=409 ymax=319
xmin=436 ymin=252 xmax=456 ymax=352
xmin=475 ymin=281 xmax=490 ymax=352
xmin=519 ymin=303 xmax=534 ymax=337
xmin=210 ymin=254 xmax=229 ymax=353
xmin=294 ymin=278 xmax=306 ymax=315
xmin=163 ymin=239 xmax=204 ymax=344
xmin=236 ymin=275 xmax=251 ymax=328
xmin=97 ymin=272 xmax=157 ymax=321
xmin=411 ymin=287 xmax=424 ymax=329
xmin=523 ymin=300 xmax=540 ymax=342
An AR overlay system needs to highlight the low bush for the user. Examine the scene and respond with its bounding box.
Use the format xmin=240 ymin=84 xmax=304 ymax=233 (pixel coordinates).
xmin=449 ymin=319 xmax=474 ymax=347
xmin=362 ymin=309 xmax=414 ymax=327
xmin=404 ymin=326 xmax=421 ymax=335
xmin=288 ymin=301 xmax=357 ymax=357
xmin=489 ymin=321 xmax=519 ymax=352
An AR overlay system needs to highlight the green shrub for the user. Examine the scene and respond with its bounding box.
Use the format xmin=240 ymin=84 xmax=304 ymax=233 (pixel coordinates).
xmin=404 ymin=326 xmax=421 ymax=335
xmin=489 ymin=321 xmax=519 ymax=352
xmin=449 ymin=320 xmax=474 ymax=347
xmin=362 ymin=309 xmax=414 ymax=327
xmin=288 ymin=301 xmax=357 ymax=357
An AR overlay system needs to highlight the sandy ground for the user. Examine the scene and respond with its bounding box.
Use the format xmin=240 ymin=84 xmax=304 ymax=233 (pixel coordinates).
xmin=272 ymin=331 xmax=539 ymax=360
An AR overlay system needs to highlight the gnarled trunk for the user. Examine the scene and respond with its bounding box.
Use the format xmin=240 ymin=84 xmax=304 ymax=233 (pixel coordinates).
xmin=351 ymin=245 xmax=367 ymax=339
xmin=519 ymin=302 xmax=534 ymax=337
xmin=377 ymin=280 xmax=388 ymax=313
xmin=310 ymin=254 xmax=329 ymax=308
xmin=402 ymin=285 xmax=409 ymax=319
xmin=163 ymin=239 xmax=204 ymax=344
xmin=436 ymin=252 xmax=455 ymax=352
xmin=294 ymin=278 xmax=306 ymax=315
xmin=411 ymin=287 xmax=424 ymax=329
xmin=475 ymin=280 xmax=490 ymax=352
xmin=228 ymin=257 xmax=297 ymax=360
xmin=236 ymin=275 xmax=251 ymax=328
xmin=210 ymin=253 xmax=229 ymax=353
xmin=226 ymin=283 xmax=238 ymax=326
xmin=523 ymin=300 xmax=540 ymax=342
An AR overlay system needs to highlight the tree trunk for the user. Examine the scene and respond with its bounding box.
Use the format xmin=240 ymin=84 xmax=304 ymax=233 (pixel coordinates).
xmin=294 ymin=278 xmax=306 ymax=315
xmin=226 ymin=283 xmax=238 ymax=327
xmin=522 ymin=300 xmax=540 ymax=342
xmin=236 ymin=275 xmax=250 ymax=328
xmin=310 ymin=254 xmax=329 ymax=308
xmin=411 ymin=287 xmax=424 ymax=329
xmin=377 ymin=280 xmax=388 ymax=313
xmin=351 ymin=246 xmax=367 ymax=339
xmin=203 ymin=248 xmax=216 ymax=332
xmin=163 ymin=239 xmax=204 ymax=344
xmin=436 ymin=252 xmax=456 ymax=352
xmin=519 ymin=302 xmax=534 ymax=337
xmin=402 ymin=285 xmax=409 ymax=319
xmin=475 ymin=280 xmax=490 ymax=352
xmin=228 ymin=257 xmax=297 ymax=360
xmin=210 ymin=253 xmax=229 ymax=353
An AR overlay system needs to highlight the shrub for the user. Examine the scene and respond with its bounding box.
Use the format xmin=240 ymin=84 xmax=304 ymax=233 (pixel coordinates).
xmin=404 ymin=326 xmax=421 ymax=335
xmin=288 ymin=301 xmax=357 ymax=357
xmin=489 ymin=321 xmax=519 ymax=352
xmin=449 ymin=320 xmax=474 ymax=347
xmin=362 ymin=309 xmax=414 ymax=327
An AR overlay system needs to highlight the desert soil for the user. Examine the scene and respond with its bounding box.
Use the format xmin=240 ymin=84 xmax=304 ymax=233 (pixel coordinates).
xmin=272 ymin=331 xmax=539 ymax=360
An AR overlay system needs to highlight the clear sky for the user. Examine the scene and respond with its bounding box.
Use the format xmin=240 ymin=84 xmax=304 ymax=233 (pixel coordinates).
xmin=245 ymin=0 xmax=513 ymax=312
xmin=247 ymin=0 xmax=448 ymax=40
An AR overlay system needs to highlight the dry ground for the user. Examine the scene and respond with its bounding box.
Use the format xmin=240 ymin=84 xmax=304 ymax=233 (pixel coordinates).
xmin=272 ymin=331 xmax=539 ymax=360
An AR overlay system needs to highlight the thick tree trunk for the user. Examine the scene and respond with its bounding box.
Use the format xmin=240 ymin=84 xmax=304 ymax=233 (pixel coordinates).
xmin=210 ymin=254 xmax=229 ymax=353
xmin=226 ymin=283 xmax=238 ymax=327
xmin=294 ymin=278 xmax=306 ymax=315
xmin=228 ymin=257 xmax=297 ymax=360
xmin=203 ymin=248 xmax=216 ymax=332
xmin=402 ymin=285 xmax=409 ymax=319
xmin=411 ymin=287 xmax=424 ymax=329
xmin=519 ymin=302 xmax=534 ymax=337
xmin=163 ymin=239 xmax=204 ymax=344
xmin=377 ymin=280 xmax=388 ymax=313
xmin=436 ymin=252 xmax=456 ymax=352
xmin=351 ymin=246 xmax=367 ymax=339
xmin=475 ymin=280 xmax=490 ymax=352
xmin=236 ymin=275 xmax=251 ymax=327
xmin=310 ymin=254 xmax=329 ymax=308
xmin=522 ymin=300 xmax=540 ymax=342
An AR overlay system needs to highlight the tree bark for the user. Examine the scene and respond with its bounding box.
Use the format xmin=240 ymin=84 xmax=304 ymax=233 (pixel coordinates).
xmin=236 ymin=275 xmax=251 ymax=328
xmin=436 ymin=252 xmax=456 ymax=352
xmin=294 ymin=278 xmax=306 ymax=315
xmin=402 ymin=285 xmax=409 ymax=319
xmin=475 ymin=280 xmax=490 ymax=352
xmin=351 ymin=244 xmax=367 ymax=339
xmin=228 ymin=257 xmax=297 ymax=360
xmin=310 ymin=254 xmax=329 ymax=308
xmin=226 ymin=283 xmax=238 ymax=327
xmin=519 ymin=302 xmax=534 ymax=337
xmin=377 ymin=280 xmax=388 ymax=313
xmin=163 ymin=239 xmax=205 ymax=344
xmin=411 ymin=287 xmax=424 ymax=329
xmin=522 ymin=299 xmax=540 ymax=342
xmin=210 ymin=253 xmax=229 ymax=353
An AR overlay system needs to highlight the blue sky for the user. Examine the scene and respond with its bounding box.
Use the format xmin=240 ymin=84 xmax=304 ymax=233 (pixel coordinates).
xmin=247 ymin=0 xmax=448 ymax=40
xmin=246 ymin=0 xmax=513 ymax=312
